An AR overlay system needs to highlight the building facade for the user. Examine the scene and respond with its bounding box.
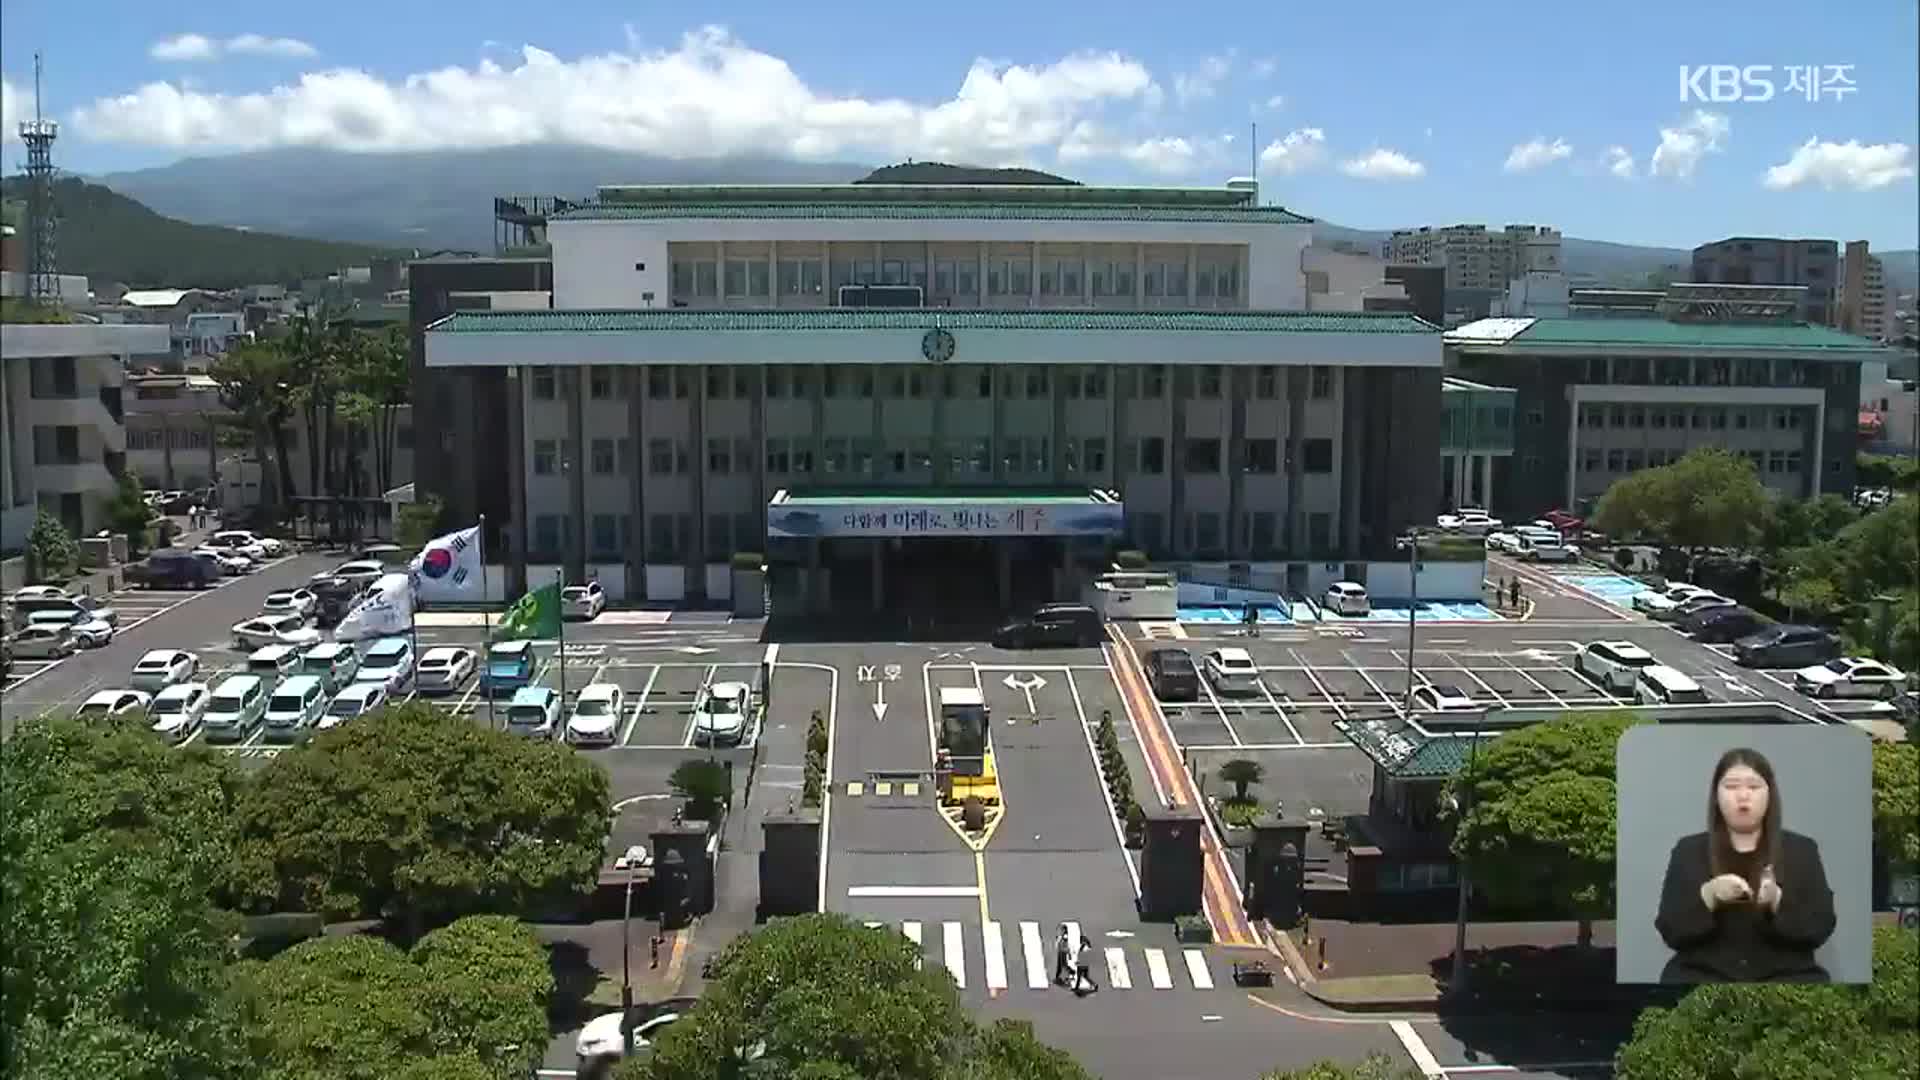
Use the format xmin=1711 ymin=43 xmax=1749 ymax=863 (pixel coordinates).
xmin=1301 ymin=247 xmax=1409 ymax=312
xmin=1 ymin=321 xmax=172 ymax=548
xmin=1439 ymin=377 xmax=1516 ymax=510
xmin=1839 ymin=240 xmax=1889 ymax=342
xmin=1445 ymin=313 xmax=1888 ymax=520
xmin=1386 ymin=224 xmax=1562 ymax=291
xmin=422 ymin=182 xmax=1444 ymax=609
xmin=1691 ymin=237 xmax=1839 ymax=325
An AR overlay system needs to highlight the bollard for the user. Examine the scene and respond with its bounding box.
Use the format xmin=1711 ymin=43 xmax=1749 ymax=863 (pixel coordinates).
xmin=1317 ymin=937 xmax=1328 ymax=971
xmin=649 ymin=934 xmax=662 ymax=970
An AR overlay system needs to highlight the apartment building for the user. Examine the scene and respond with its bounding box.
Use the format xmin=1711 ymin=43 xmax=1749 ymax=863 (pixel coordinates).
xmin=1839 ymin=240 xmax=1889 ymax=342
xmin=1691 ymin=237 xmax=1839 ymax=325
xmin=0 ymin=321 xmax=172 ymax=548
xmin=421 ymin=180 xmax=1444 ymax=611
xmin=1300 ymin=247 xmax=1410 ymax=312
xmin=1386 ymin=224 xmax=1563 ymax=291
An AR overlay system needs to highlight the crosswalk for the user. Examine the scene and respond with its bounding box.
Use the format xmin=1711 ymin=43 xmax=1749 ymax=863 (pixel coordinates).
xmin=862 ymin=919 xmax=1219 ymax=994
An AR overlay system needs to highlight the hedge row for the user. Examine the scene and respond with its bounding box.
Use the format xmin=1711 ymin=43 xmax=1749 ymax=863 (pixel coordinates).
xmin=801 ymin=709 xmax=828 ymax=807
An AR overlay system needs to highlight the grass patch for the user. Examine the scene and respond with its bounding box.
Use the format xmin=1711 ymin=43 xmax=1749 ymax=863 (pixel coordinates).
xmin=1310 ymin=973 xmax=1441 ymax=1003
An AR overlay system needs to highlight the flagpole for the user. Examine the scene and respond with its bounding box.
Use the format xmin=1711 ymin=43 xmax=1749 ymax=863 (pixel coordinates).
xmin=481 ymin=514 xmax=495 ymax=731
xmin=556 ymin=565 xmax=568 ymax=708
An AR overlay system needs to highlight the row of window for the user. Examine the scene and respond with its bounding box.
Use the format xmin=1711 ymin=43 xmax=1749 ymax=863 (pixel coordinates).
xmin=1572 ymin=354 xmax=1843 ymax=390
xmin=125 ymin=426 xmax=212 ymax=452
xmin=1578 ymin=403 xmax=1807 ymax=432
xmin=535 ymin=364 xmax=1339 ymax=403
xmin=668 ymin=255 xmax=1241 ymax=301
xmin=1580 ymin=447 xmax=1805 ymax=475
xmin=533 ymin=434 xmax=1332 ymax=479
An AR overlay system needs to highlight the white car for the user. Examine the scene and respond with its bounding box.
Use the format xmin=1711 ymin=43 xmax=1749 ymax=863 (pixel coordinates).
xmin=213 ymin=530 xmax=285 ymax=558
xmin=1794 ymin=657 xmax=1908 ymax=700
xmin=27 ymin=609 xmax=114 ymax=648
xmin=329 ymin=560 xmax=388 ymax=588
xmin=1438 ymin=509 xmax=1502 ymax=536
xmin=14 ymin=595 xmax=118 ymax=627
xmin=261 ymin=589 xmax=317 ymax=619
xmin=505 ymin=687 xmax=563 ymax=740
xmin=1574 ymin=640 xmax=1659 ymax=693
xmin=193 ymin=547 xmax=255 ymax=575
xmin=203 ymin=533 xmax=266 ymax=561
xmin=414 ymin=646 xmax=478 ymax=695
xmin=6 ymin=624 xmax=75 ymax=659
xmin=1203 ymin=647 xmax=1261 ymax=694
xmin=130 ymin=649 xmax=200 ymax=692
xmin=7 ymin=585 xmax=69 ymax=602
xmin=1484 ymin=530 xmax=1524 ymax=554
xmin=576 ymin=1010 xmax=681 ymax=1065
xmin=1324 ymin=581 xmax=1371 ymax=617
xmin=567 ymin=682 xmax=625 ymax=746
xmin=563 ymin=581 xmax=607 ymax=621
xmin=1410 ymin=684 xmax=1479 ymax=713
xmin=693 ymin=681 xmax=752 ymax=746
xmin=1632 ymin=583 xmax=1718 ymax=616
xmin=322 ymin=682 xmax=388 ymax=728
xmin=76 ymin=689 xmax=152 ymax=719
xmin=232 ymin=614 xmax=323 ymax=651
xmin=149 ymin=683 xmax=210 ymax=743
xmin=1513 ymin=527 xmax=1573 ymax=562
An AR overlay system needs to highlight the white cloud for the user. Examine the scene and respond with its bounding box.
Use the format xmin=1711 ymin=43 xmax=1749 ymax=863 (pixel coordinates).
xmin=1604 ymin=145 xmax=1637 ymax=179
xmin=1503 ymin=136 xmax=1572 ymax=172
xmin=1340 ymin=148 xmax=1425 ymax=180
xmin=1173 ymin=52 xmax=1234 ymax=107
xmin=1261 ymin=94 xmax=1286 ymax=110
xmin=149 ymin=32 xmax=316 ymax=62
xmin=1058 ymin=122 xmax=1230 ymax=176
xmin=1 ymin=75 xmax=20 ymax=144
xmin=76 ymin=29 xmax=1160 ymax=163
xmin=1762 ymin=139 xmax=1915 ymax=191
xmin=1257 ymin=128 xmax=1327 ymax=174
xmin=1650 ymin=110 xmax=1729 ymax=180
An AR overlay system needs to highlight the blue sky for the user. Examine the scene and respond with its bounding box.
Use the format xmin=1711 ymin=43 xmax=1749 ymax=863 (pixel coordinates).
xmin=2 ymin=0 xmax=1916 ymax=249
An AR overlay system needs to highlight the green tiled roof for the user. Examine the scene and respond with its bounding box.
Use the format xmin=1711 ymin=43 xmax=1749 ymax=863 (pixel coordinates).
xmin=552 ymin=202 xmax=1313 ymax=225
xmin=429 ymin=309 xmax=1435 ymax=334
xmin=1334 ymin=718 xmax=1483 ymax=780
xmin=1471 ymin=317 xmax=1888 ymax=353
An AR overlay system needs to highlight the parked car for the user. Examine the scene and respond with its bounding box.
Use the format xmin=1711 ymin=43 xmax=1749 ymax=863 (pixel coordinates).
xmin=1144 ymin=647 xmax=1201 ymax=701
xmin=1542 ymin=508 xmax=1585 ymax=534
xmin=1323 ymin=581 xmax=1371 ymax=616
xmin=212 ymin=530 xmax=285 ymax=558
xmin=1632 ymin=583 xmax=1718 ymax=616
xmin=8 ymin=585 xmax=69 ymax=602
xmin=130 ymin=649 xmax=200 ymax=692
xmin=322 ymin=682 xmax=388 ymax=729
xmin=1733 ymin=625 xmax=1842 ymax=668
xmin=11 ymin=593 xmax=118 ymax=628
xmin=232 ymin=613 xmax=322 ymax=651
xmin=1484 ymin=530 xmax=1524 ymax=554
xmin=203 ymin=675 xmax=270 ymax=743
xmin=148 ymin=682 xmax=211 ymax=744
xmin=1794 ymin=657 xmax=1907 ymax=700
xmin=194 ymin=547 xmax=256 ymax=575
xmin=329 ymin=560 xmax=388 ymax=589
xmin=1655 ymin=592 xmax=1736 ymax=624
xmin=76 ymin=689 xmax=151 ymax=719
xmin=693 ymin=682 xmax=753 ymax=747
xmin=261 ymin=589 xmax=317 ymax=620
xmin=576 ymin=1010 xmax=682 ymax=1068
xmin=563 ymin=581 xmax=607 ymax=621
xmin=481 ymin=640 xmax=537 ymax=693
xmin=1438 ymin=509 xmax=1501 ymax=535
xmin=1574 ymin=640 xmax=1659 ymax=693
xmin=567 ymin=683 xmax=625 ymax=746
xmin=7 ymin=624 xmax=75 ymax=660
xmin=354 ymin=637 xmax=416 ymax=695
xmin=202 ymin=532 xmax=266 ymax=561
xmin=415 ymin=646 xmax=478 ymax=695
xmin=1410 ymin=684 xmax=1480 ymax=713
xmin=1202 ymin=648 xmax=1261 ymax=694
xmin=992 ymin=604 xmax=1103 ymax=648
xmin=1683 ymin=606 xmax=1771 ymax=644
xmin=126 ymin=550 xmax=220 ymax=589
xmin=27 ymin=608 xmax=114 ymax=648
xmin=1635 ymin=666 xmax=1710 ymax=706
xmin=1514 ymin=526 xmax=1573 ymax=562
xmin=263 ymin=675 xmax=329 ymax=743
xmin=298 ymin=642 xmax=362 ymax=692
xmin=505 ymin=686 xmax=562 ymax=740
xmin=307 ymin=575 xmax=361 ymax=626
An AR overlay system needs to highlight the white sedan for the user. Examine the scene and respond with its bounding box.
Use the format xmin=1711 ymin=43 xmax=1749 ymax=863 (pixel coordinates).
xmin=213 ymin=530 xmax=285 ymax=558
xmin=576 ymin=1010 xmax=681 ymax=1065
xmin=130 ymin=649 xmax=200 ymax=692
xmin=1410 ymin=684 xmax=1480 ymax=713
xmin=1632 ymin=583 xmax=1718 ymax=616
xmin=563 ymin=581 xmax=607 ymax=621
xmin=1438 ymin=510 xmax=1502 ymax=536
xmin=76 ymin=689 xmax=152 ymax=719
xmin=1794 ymin=658 xmax=1908 ymax=700
xmin=194 ymin=547 xmax=255 ymax=575
xmin=329 ymin=560 xmax=388 ymax=588
xmin=692 ymin=682 xmax=752 ymax=747
xmin=1203 ymin=647 xmax=1262 ymax=694
xmin=261 ymin=589 xmax=317 ymax=620
xmin=149 ymin=683 xmax=210 ymax=743
xmin=27 ymin=609 xmax=114 ymax=648
xmin=7 ymin=625 xmax=75 ymax=659
xmin=566 ymin=682 xmax=625 ymax=746
xmin=414 ymin=646 xmax=478 ymax=695
xmin=8 ymin=585 xmax=70 ymax=602
xmin=322 ymin=683 xmax=388 ymax=729
xmin=1484 ymin=530 xmax=1524 ymax=554
xmin=231 ymin=614 xmax=323 ymax=651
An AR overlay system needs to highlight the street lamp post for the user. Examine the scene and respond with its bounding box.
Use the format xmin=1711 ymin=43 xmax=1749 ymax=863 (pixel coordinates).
xmin=619 ymin=844 xmax=646 ymax=1056
xmin=1447 ymin=732 xmax=1483 ymax=998
xmin=1398 ymin=529 xmax=1424 ymax=714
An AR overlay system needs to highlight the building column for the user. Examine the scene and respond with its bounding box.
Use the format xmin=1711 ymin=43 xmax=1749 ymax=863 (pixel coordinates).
xmin=1564 ymin=390 xmax=1582 ymax=512
xmin=1169 ymin=364 xmax=1189 ymax=557
xmin=161 ymin=416 xmax=176 ymax=488
xmin=1284 ymin=367 xmax=1306 ymax=554
xmin=990 ymin=365 xmax=1005 ymax=484
xmin=1479 ymin=453 xmax=1493 ymax=510
xmin=508 ymin=366 xmax=529 ymax=596
xmin=996 ymin=542 xmax=1011 ymax=610
xmin=688 ymin=365 xmax=708 ymax=600
xmin=0 ymin=364 xmax=12 ymax=510
xmin=566 ymin=367 xmax=587 ymax=582
xmin=1227 ymin=367 xmax=1248 ymax=559
xmin=871 ymin=540 xmax=884 ymax=612
xmin=627 ymin=368 xmax=647 ymax=601
xmin=931 ymin=362 xmax=948 ymax=485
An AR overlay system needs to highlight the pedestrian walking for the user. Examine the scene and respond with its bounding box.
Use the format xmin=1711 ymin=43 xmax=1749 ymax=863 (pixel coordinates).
xmin=1508 ymin=578 xmax=1522 ymax=609
xmin=1242 ymin=600 xmax=1260 ymax=638
xmin=1073 ymin=935 xmax=1096 ymax=994
xmin=1053 ymin=924 xmax=1072 ymax=986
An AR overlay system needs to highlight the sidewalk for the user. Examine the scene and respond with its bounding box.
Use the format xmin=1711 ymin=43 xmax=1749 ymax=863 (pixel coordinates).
xmin=1272 ymin=916 xmax=1623 ymax=1011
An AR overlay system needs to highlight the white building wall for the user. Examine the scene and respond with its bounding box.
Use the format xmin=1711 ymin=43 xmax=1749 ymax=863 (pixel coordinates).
xmin=1301 ymin=247 xmax=1408 ymax=311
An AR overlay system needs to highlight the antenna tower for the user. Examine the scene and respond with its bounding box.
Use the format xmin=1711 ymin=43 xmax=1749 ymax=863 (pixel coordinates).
xmin=20 ymin=52 xmax=62 ymax=303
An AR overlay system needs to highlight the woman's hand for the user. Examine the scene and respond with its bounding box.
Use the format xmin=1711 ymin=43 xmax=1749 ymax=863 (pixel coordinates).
xmin=1757 ymin=871 xmax=1783 ymax=912
xmin=1700 ymin=873 xmax=1754 ymax=909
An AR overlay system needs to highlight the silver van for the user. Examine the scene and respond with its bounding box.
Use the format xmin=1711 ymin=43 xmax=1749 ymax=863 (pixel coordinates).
xmin=204 ymin=674 xmax=268 ymax=743
xmin=264 ymin=675 xmax=328 ymax=743
xmin=247 ymin=644 xmax=302 ymax=687
xmin=299 ymin=643 xmax=361 ymax=693
xmin=1635 ymin=665 xmax=1710 ymax=706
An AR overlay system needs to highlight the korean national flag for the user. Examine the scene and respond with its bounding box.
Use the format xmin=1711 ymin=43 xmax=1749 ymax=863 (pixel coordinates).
xmin=409 ymin=525 xmax=484 ymax=602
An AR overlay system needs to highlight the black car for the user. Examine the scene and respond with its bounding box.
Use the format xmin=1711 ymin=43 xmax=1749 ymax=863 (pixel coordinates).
xmin=992 ymin=604 xmax=1103 ymax=648
xmin=1734 ymin=624 xmax=1841 ymax=668
xmin=1683 ymin=606 xmax=1770 ymax=644
xmin=306 ymin=575 xmax=361 ymax=627
xmin=1145 ymin=647 xmax=1200 ymax=701
xmin=125 ymin=550 xmax=219 ymax=589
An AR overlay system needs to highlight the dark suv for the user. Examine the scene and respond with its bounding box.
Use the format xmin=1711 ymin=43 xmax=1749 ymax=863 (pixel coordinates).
xmin=992 ymin=604 xmax=1103 ymax=648
xmin=1734 ymin=624 xmax=1841 ymax=668
xmin=125 ymin=550 xmax=219 ymax=589
xmin=1145 ymin=648 xmax=1200 ymax=701
xmin=1683 ymin=606 xmax=1770 ymax=644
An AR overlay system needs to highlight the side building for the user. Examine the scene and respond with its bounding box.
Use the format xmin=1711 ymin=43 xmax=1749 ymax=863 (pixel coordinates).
xmin=421 ymin=180 xmax=1444 ymax=611
xmin=1445 ymin=299 xmax=1893 ymax=521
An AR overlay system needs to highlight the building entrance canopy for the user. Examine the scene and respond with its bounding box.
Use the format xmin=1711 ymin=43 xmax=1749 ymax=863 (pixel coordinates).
xmin=766 ymin=488 xmax=1123 ymax=539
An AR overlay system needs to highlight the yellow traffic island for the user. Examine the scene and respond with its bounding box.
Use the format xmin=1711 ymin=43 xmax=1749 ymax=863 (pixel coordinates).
xmin=935 ymin=749 xmax=1005 ymax=852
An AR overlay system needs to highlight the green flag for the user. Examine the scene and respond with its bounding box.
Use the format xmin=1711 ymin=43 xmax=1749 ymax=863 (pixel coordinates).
xmin=496 ymin=582 xmax=561 ymax=641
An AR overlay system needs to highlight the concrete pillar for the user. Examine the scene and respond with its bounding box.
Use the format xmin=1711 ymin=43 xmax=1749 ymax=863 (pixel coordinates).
xmin=1479 ymin=453 xmax=1493 ymax=510
xmin=627 ymin=368 xmax=647 ymax=601
xmin=566 ymin=367 xmax=587 ymax=581
xmin=1139 ymin=809 xmax=1205 ymax=921
xmin=758 ymin=809 xmax=822 ymax=918
xmin=871 ymin=539 xmax=884 ymax=612
xmin=688 ymin=365 xmax=708 ymax=599
xmin=508 ymin=366 xmax=529 ymax=596
xmin=996 ymin=543 xmax=1011 ymax=610
xmin=807 ymin=538 xmax=824 ymax=614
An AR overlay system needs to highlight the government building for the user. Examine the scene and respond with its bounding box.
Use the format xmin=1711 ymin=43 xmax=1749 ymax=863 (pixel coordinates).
xmin=418 ymin=177 xmax=1443 ymax=614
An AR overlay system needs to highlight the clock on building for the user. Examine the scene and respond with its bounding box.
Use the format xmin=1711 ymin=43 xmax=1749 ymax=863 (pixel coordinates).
xmin=921 ymin=328 xmax=956 ymax=363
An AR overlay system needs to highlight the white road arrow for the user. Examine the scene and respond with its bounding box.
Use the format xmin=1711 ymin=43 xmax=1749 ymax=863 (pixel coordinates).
xmin=676 ymin=646 xmax=716 ymax=655
xmin=1002 ymin=672 xmax=1047 ymax=713
xmin=872 ymin=680 xmax=889 ymax=722
xmin=1518 ymin=648 xmax=1560 ymax=664
xmin=1720 ymin=674 xmax=1761 ymax=697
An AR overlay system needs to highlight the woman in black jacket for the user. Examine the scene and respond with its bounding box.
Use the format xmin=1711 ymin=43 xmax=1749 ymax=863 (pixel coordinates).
xmin=1654 ymin=746 xmax=1836 ymax=983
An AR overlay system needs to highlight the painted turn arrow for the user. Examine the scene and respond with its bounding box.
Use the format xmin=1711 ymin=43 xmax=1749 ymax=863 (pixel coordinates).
xmin=1002 ymin=672 xmax=1047 ymax=714
xmin=872 ymin=680 xmax=889 ymax=722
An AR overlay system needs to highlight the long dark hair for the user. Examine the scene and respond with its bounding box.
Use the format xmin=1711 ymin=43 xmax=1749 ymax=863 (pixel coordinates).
xmin=1707 ymin=747 xmax=1782 ymax=890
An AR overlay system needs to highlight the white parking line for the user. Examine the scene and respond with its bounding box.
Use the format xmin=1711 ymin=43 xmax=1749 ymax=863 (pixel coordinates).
xmin=1440 ymin=651 xmax=1510 ymax=708
xmin=1196 ymin=671 xmax=1245 ymax=746
xmin=1143 ymin=947 xmax=1174 ymax=989
xmin=1495 ymin=654 xmax=1568 ymax=707
xmin=678 ymin=665 xmax=719 ymax=748
xmin=621 ymin=665 xmax=660 ymax=746
xmin=1254 ymin=676 xmax=1306 ymax=745
xmin=1288 ymin=647 xmax=1350 ymax=721
xmin=1182 ymin=948 xmax=1214 ymax=990
xmin=942 ymin=921 xmax=966 ymax=989
xmin=1342 ymin=649 xmax=1404 ymax=716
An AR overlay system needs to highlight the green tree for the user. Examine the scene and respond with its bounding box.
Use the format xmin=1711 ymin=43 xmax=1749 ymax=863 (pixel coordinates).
xmin=1592 ymin=447 xmax=1768 ymax=557
xmin=106 ymin=470 xmax=154 ymax=553
xmin=210 ymin=341 xmax=297 ymax=516
xmin=670 ymin=759 xmax=733 ymax=822
xmin=23 ymin=507 xmax=80 ymax=583
xmin=396 ymin=493 xmax=447 ymax=549
xmin=1872 ymin=741 xmax=1919 ymax=869
xmin=227 ymin=701 xmax=611 ymax=941
xmin=619 ymin=914 xmax=1086 ymax=1080
xmin=1448 ymin=712 xmax=1642 ymax=947
xmin=231 ymin=917 xmax=549 ymax=1080
xmin=1615 ymin=925 xmax=1918 ymax=1080
xmin=1 ymin=716 xmax=248 ymax=1080
xmin=1260 ymin=1055 xmax=1424 ymax=1080
xmin=1218 ymin=758 xmax=1266 ymax=802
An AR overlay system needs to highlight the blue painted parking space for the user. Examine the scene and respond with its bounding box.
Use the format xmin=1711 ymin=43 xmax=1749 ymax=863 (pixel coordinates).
xmin=1555 ymin=572 xmax=1649 ymax=611
xmin=1178 ymin=604 xmax=1291 ymax=624
xmin=1325 ymin=600 xmax=1505 ymax=623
